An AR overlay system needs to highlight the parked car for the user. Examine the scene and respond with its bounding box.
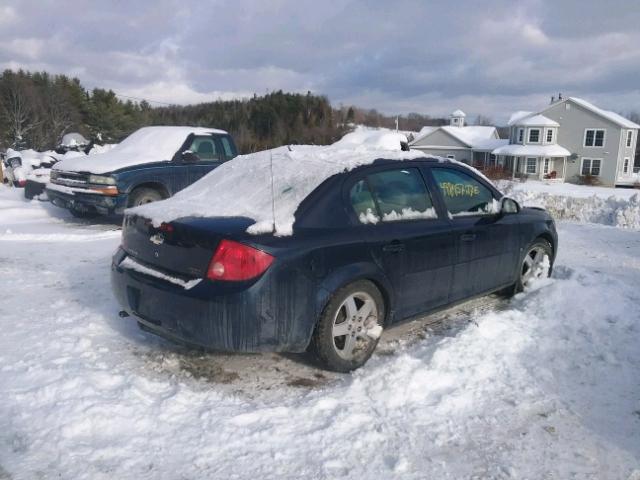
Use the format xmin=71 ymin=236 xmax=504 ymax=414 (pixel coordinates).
xmin=55 ymin=132 xmax=92 ymax=154
xmin=24 ymin=151 xmax=83 ymax=200
xmin=111 ymin=146 xmax=557 ymax=372
xmin=2 ymin=149 xmax=28 ymax=187
xmin=47 ymin=126 xmax=237 ymax=217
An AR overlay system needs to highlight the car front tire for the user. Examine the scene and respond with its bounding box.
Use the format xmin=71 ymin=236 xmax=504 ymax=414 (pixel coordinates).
xmin=310 ymin=280 xmax=385 ymax=373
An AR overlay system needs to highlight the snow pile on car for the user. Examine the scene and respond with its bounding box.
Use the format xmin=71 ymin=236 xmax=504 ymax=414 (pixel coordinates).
xmin=53 ymin=126 xmax=226 ymax=174
xmin=129 ymin=132 xmax=426 ymax=236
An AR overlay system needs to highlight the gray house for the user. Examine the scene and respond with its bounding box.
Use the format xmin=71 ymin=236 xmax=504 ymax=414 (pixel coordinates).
xmin=409 ymin=110 xmax=508 ymax=166
xmin=494 ymin=97 xmax=639 ymax=186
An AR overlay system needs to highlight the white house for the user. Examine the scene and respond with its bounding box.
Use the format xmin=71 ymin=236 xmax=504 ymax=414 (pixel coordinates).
xmin=409 ymin=110 xmax=508 ymax=166
xmin=494 ymin=97 xmax=640 ymax=186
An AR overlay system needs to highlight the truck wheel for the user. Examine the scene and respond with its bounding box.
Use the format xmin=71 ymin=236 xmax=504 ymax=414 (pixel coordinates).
xmin=310 ymin=280 xmax=385 ymax=372
xmin=128 ymin=187 xmax=164 ymax=207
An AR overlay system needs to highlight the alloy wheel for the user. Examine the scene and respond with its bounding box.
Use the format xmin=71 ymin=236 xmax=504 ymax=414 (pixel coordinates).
xmin=521 ymin=245 xmax=550 ymax=286
xmin=332 ymin=291 xmax=381 ymax=360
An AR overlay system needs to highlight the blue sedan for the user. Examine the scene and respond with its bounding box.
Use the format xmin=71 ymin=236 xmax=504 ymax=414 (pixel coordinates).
xmin=111 ymin=155 xmax=557 ymax=372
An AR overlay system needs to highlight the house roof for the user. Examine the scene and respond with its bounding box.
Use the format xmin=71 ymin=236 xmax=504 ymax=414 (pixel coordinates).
xmin=507 ymin=111 xmax=534 ymax=126
xmin=513 ymin=114 xmax=559 ymax=127
xmin=410 ymin=125 xmax=500 ymax=149
xmin=492 ymin=143 xmax=571 ymax=157
xmin=544 ymin=97 xmax=640 ymax=129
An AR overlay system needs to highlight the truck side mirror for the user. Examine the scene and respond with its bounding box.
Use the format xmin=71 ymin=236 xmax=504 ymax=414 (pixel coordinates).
xmin=181 ymin=150 xmax=199 ymax=162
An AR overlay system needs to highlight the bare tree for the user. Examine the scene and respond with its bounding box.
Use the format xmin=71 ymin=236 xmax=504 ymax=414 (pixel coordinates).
xmin=0 ymin=75 xmax=40 ymax=147
xmin=473 ymin=114 xmax=494 ymax=126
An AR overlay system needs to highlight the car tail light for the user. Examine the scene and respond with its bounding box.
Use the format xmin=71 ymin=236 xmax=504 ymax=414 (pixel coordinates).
xmin=207 ymin=239 xmax=274 ymax=281
xmin=18 ymin=180 xmax=27 ymax=187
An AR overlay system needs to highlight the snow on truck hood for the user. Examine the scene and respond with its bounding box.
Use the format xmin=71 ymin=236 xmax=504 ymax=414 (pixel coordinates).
xmin=129 ymin=129 xmax=447 ymax=236
xmin=53 ymin=126 xmax=227 ymax=174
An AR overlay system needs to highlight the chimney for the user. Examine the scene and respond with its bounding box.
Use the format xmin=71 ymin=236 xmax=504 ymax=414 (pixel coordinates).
xmin=558 ymin=92 xmax=563 ymax=101
xmin=550 ymin=95 xmax=555 ymax=104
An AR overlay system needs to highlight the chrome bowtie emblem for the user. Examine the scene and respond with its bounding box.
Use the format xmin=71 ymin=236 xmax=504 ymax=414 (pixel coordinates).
xmin=150 ymin=233 xmax=164 ymax=245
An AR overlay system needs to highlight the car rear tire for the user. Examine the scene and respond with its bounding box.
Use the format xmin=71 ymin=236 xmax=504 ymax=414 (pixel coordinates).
xmin=517 ymin=238 xmax=553 ymax=292
xmin=310 ymin=280 xmax=385 ymax=372
xmin=128 ymin=187 xmax=164 ymax=207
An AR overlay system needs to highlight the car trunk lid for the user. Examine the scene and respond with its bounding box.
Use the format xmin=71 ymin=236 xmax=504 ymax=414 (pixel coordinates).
xmin=122 ymin=215 xmax=256 ymax=278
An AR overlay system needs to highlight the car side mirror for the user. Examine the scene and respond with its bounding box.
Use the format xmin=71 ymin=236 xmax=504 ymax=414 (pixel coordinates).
xmin=181 ymin=150 xmax=199 ymax=162
xmin=500 ymin=196 xmax=520 ymax=214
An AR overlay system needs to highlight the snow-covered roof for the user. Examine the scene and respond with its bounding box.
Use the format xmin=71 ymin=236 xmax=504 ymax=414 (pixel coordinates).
xmin=472 ymin=138 xmax=510 ymax=151
xmin=130 ymin=135 xmax=426 ymax=236
xmin=512 ymin=114 xmax=559 ymax=127
xmin=450 ymin=109 xmax=466 ymax=117
xmin=53 ymin=126 xmax=227 ymax=174
xmin=507 ymin=111 xmax=534 ymax=126
xmin=561 ymin=97 xmax=640 ymax=129
xmin=410 ymin=125 xmax=499 ymax=148
xmin=492 ymin=143 xmax=571 ymax=157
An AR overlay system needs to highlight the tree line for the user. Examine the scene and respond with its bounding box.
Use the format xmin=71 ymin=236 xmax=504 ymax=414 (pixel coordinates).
xmin=0 ymin=69 xmax=449 ymax=154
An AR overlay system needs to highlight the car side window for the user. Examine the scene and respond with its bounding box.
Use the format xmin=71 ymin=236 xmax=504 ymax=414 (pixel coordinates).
xmin=350 ymin=179 xmax=380 ymax=224
xmin=188 ymin=136 xmax=219 ymax=161
xmin=431 ymin=168 xmax=497 ymax=216
xmin=350 ymin=168 xmax=437 ymax=224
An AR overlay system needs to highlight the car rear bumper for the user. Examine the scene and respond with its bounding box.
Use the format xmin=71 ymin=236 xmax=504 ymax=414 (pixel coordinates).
xmin=46 ymin=185 xmax=128 ymax=215
xmin=110 ymin=247 xmax=317 ymax=353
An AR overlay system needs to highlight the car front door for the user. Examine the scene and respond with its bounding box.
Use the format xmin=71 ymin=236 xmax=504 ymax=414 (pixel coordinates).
xmin=347 ymin=165 xmax=456 ymax=321
xmin=185 ymin=135 xmax=224 ymax=184
xmin=426 ymin=166 xmax=520 ymax=302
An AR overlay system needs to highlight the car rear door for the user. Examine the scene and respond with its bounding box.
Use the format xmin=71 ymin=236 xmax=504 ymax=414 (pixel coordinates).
xmin=347 ymin=165 xmax=455 ymax=321
xmin=426 ymin=165 xmax=520 ymax=301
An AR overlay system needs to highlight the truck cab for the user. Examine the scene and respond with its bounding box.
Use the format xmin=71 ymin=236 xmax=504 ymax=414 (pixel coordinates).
xmin=46 ymin=126 xmax=237 ymax=217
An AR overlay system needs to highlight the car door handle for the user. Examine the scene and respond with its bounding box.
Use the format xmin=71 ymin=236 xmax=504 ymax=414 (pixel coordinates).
xmin=382 ymin=241 xmax=405 ymax=253
xmin=460 ymin=233 xmax=476 ymax=242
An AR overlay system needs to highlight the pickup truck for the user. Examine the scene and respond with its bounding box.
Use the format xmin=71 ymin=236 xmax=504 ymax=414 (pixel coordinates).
xmin=46 ymin=126 xmax=237 ymax=217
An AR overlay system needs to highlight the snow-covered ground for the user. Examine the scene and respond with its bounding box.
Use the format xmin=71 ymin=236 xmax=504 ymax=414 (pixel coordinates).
xmin=1 ymin=185 xmax=639 ymax=479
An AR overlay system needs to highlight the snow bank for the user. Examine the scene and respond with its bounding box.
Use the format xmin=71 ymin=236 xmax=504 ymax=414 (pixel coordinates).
xmin=500 ymin=181 xmax=640 ymax=230
xmin=54 ymin=126 xmax=226 ymax=174
xmin=332 ymin=126 xmax=408 ymax=151
xmin=130 ymin=135 xmax=425 ymax=236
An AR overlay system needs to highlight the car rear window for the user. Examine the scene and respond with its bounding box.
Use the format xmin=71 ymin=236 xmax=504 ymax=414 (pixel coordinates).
xmin=350 ymin=168 xmax=437 ymax=224
xmin=431 ymin=168 xmax=497 ymax=216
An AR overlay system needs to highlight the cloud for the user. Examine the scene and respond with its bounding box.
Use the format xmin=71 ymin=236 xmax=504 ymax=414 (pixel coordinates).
xmin=0 ymin=0 xmax=638 ymax=123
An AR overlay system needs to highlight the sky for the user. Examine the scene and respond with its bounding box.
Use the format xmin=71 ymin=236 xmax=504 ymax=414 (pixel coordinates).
xmin=0 ymin=0 xmax=639 ymax=124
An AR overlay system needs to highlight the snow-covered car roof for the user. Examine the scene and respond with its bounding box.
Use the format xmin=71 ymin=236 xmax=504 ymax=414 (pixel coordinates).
xmin=130 ymin=129 xmax=489 ymax=237
xmin=53 ymin=126 xmax=227 ymax=174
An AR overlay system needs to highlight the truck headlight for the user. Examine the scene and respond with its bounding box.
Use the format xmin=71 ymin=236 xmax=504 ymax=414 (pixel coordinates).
xmin=50 ymin=170 xmax=60 ymax=180
xmin=89 ymin=174 xmax=116 ymax=185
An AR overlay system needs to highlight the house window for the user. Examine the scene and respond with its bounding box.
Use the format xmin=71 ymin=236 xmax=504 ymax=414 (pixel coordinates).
xmin=526 ymin=157 xmax=537 ymax=174
xmin=446 ymin=154 xmax=455 ymax=160
xmin=623 ymin=157 xmax=630 ymax=174
xmin=518 ymin=128 xmax=524 ymax=143
xmin=581 ymin=158 xmax=602 ymax=176
xmin=543 ymin=158 xmax=550 ymax=174
xmin=584 ymin=129 xmax=605 ymax=147
xmin=546 ymin=129 xmax=553 ymax=143
xmin=627 ymin=130 xmax=633 ymax=148
xmin=528 ymin=129 xmax=540 ymax=143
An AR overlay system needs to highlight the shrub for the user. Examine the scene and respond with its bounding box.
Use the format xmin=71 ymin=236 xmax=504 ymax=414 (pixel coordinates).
xmin=579 ymin=175 xmax=601 ymax=186
xmin=483 ymin=165 xmax=512 ymax=180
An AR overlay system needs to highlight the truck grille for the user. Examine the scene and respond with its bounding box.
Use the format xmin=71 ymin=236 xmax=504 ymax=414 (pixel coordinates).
xmin=52 ymin=170 xmax=90 ymax=187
